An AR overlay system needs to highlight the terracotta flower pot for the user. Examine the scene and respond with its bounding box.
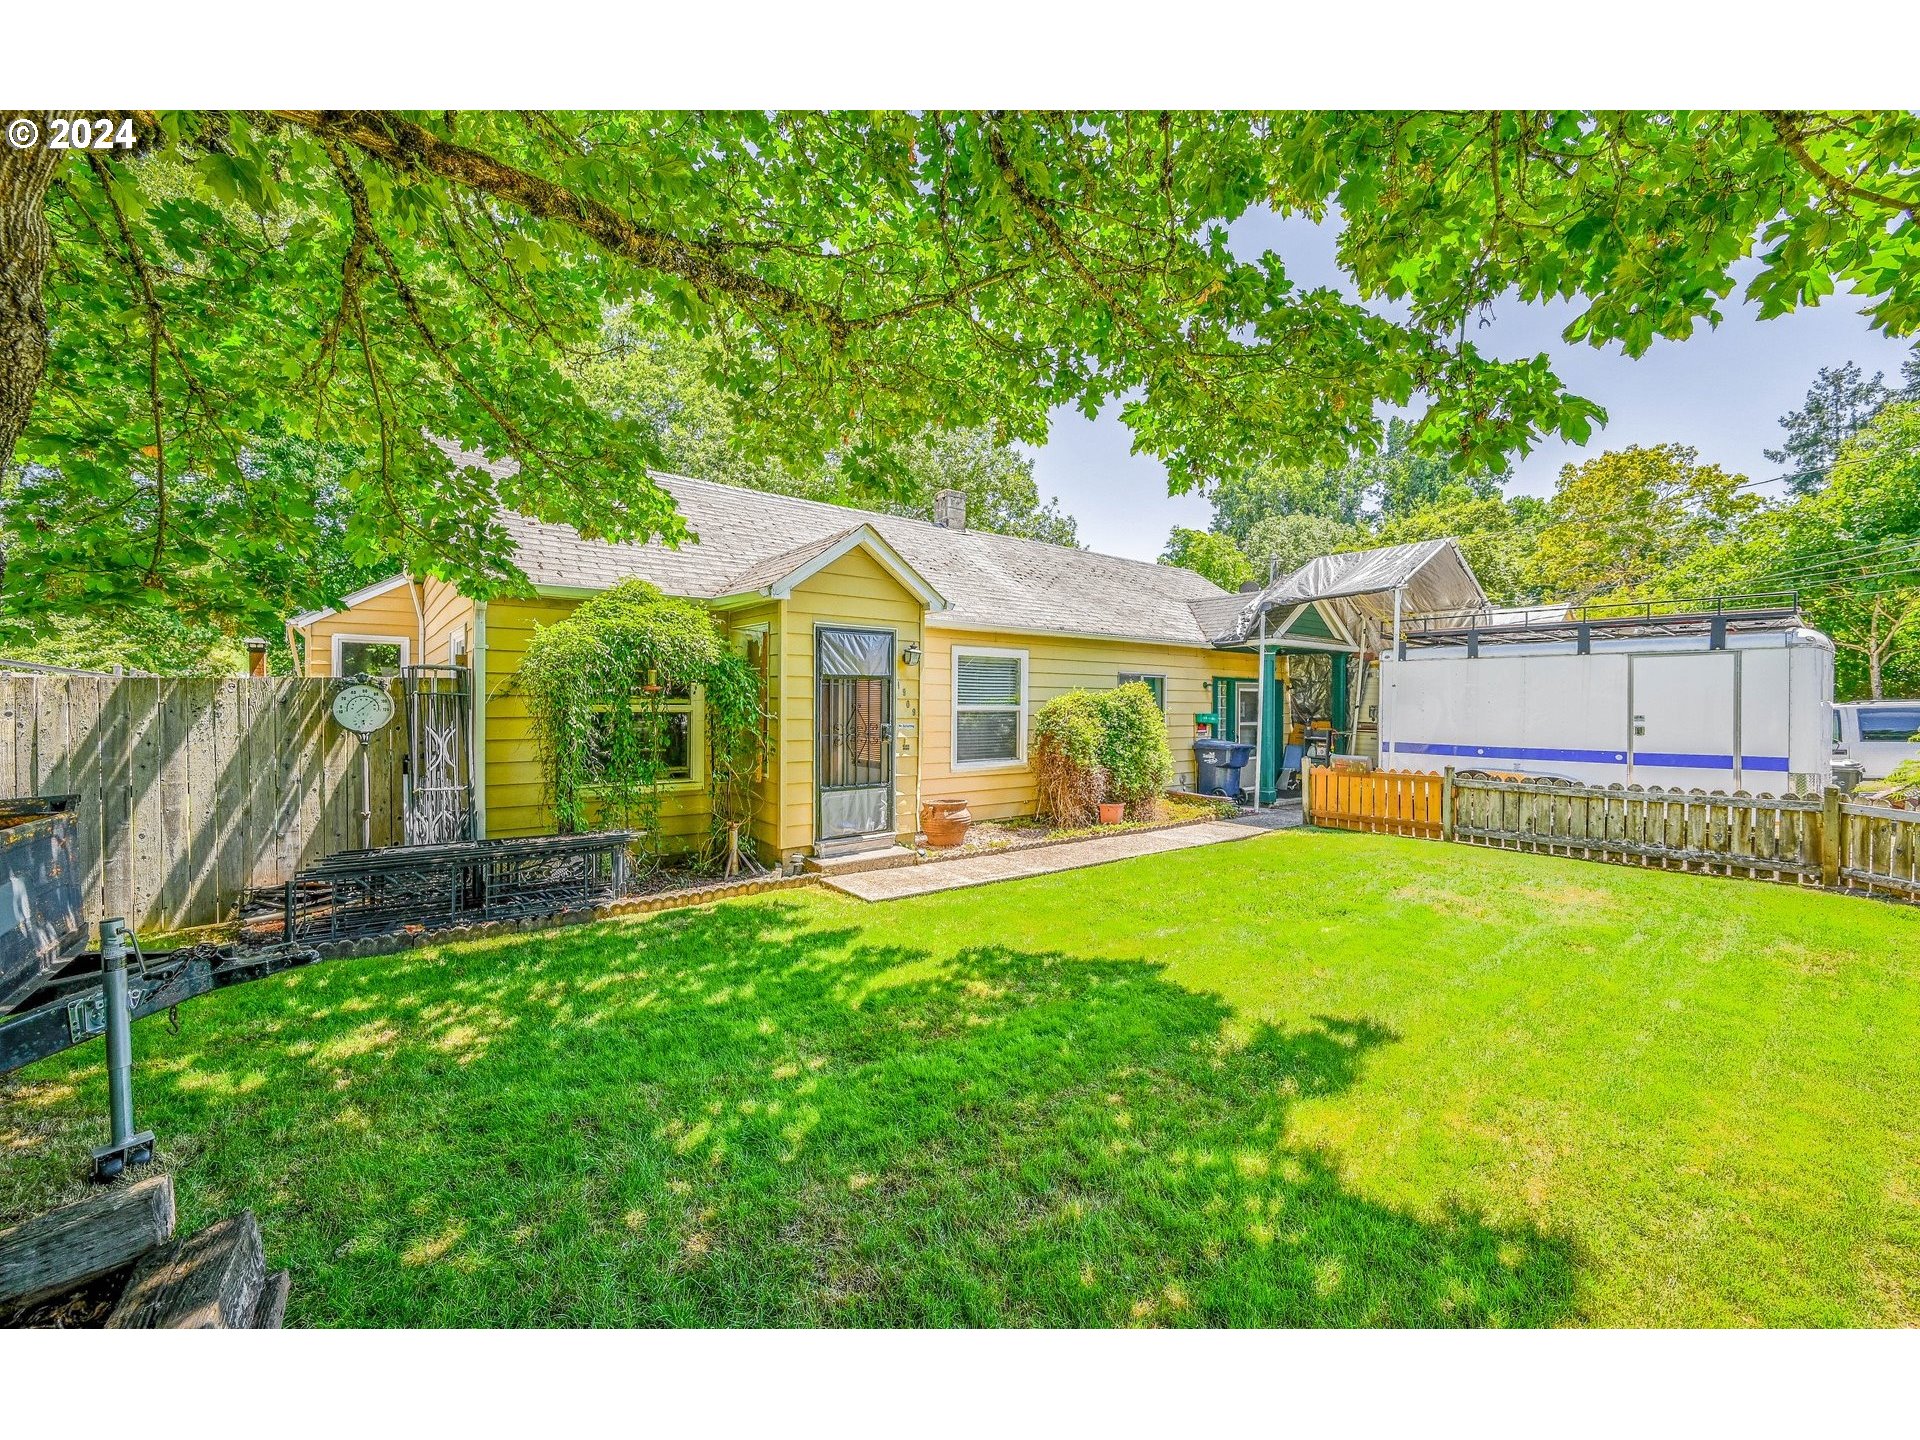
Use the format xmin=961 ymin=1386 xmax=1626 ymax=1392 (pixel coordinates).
xmin=921 ymin=798 xmax=973 ymax=848
xmin=1097 ymin=802 xmax=1125 ymax=825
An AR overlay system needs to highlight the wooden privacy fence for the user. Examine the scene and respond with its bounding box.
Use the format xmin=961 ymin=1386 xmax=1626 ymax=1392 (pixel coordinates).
xmin=1305 ymin=763 xmax=1920 ymax=904
xmin=0 ymin=673 xmax=407 ymax=934
xmin=1840 ymin=798 xmax=1920 ymax=902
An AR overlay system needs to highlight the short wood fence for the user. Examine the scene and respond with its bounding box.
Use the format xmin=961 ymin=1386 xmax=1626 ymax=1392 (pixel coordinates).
xmin=0 ymin=673 xmax=407 ymax=934
xmin=1305 ymin=766 xmax=1443 ymax=839
xmin=1306 ymin=763 xmax=1920 ymax=904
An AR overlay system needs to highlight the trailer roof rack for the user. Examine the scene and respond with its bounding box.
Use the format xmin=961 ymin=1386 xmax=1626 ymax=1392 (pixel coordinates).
xmin=1400 ymin=592 xmax=1803 ymax=654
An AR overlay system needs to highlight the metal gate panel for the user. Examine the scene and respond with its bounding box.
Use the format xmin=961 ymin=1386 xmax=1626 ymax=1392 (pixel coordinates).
xmin=403 ymin=665 xmax=474 ymax=846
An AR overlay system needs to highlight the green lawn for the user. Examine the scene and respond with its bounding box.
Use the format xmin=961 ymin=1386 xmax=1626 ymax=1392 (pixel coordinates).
xmin=5 ymin=831 xmax=1919 ymax=1326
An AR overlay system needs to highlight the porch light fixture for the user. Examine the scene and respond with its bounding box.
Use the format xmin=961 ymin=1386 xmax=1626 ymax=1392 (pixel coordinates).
xmin=901 ymin=643 xmax=922 ymax=666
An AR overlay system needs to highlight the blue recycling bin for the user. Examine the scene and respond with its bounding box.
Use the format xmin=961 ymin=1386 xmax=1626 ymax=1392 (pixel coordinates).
xmin=1193 ymin=739 xmax=1255 ymax=799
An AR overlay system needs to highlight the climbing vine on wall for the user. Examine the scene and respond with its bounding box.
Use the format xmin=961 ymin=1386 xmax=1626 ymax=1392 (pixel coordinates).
xmin=518 ymin=579 xmax=762 ymax=866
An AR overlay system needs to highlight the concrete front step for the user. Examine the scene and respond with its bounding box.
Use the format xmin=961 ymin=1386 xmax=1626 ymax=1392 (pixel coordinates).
xmin=803 ymin=845 xmax=919 ymax=877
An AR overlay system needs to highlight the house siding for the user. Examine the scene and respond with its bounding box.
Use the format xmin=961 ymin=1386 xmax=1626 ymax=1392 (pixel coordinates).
xmin=918 ymin=627 xmax=1259 ymax=821
xmin=717 ymin=599 xmax=783 ymax=860
xmin=421 ymin=577 xmax=476 ymax=666
xmin=778 ymin=547 xmax=925 ymax=862
xmin=301 ymin=582 xmax=420 ymax=677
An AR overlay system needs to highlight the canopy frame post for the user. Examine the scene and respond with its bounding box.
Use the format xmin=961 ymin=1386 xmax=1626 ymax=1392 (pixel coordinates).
xmin=1254 ymin=609 xmax=1267 ymax=809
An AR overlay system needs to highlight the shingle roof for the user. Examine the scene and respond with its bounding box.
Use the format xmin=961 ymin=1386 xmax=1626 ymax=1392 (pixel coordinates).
xmin=709 ymin=528 xmax=861 ymax=597
xmin=484 ymin=461 xmax=1237 ymax=648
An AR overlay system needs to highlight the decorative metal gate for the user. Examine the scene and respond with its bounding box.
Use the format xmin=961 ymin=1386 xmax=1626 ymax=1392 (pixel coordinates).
xmin=402 ymin=665 xmax=474 ymax=847
xmin=815 ymin=627 xmax=895 ymax=844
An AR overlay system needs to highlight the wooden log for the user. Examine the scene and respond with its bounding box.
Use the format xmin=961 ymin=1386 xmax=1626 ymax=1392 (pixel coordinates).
xmin=107 ymin=1210 xmax=267 ymax=1329
xmin=253 ymin=1268 xmax=291 ymax=1329
xmin=0 ymin=1174 xmax=175 ymax=1309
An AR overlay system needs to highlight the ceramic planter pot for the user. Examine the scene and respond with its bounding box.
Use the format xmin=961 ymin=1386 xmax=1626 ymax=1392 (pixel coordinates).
xmin=1097 ymin=802 xmax=1125 ymax=825
xmin=921 ymin=798 xmax=973 ymax=848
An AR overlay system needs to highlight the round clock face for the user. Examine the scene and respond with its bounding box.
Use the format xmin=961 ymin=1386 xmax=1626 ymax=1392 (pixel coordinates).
xmin=332 ymin=683 xmax=395 ymax=736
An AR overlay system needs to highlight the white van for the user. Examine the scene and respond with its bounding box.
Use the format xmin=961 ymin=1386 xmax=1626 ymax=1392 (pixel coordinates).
xmin=1833 ymin=700 xmax=1920 ymax=781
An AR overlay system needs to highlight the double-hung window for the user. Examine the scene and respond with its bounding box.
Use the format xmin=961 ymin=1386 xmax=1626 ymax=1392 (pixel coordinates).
xmin=953 ymin=647 xmax=1027 ymax=767
xmin=1118 ymin=672 xmax=1167 ymax=710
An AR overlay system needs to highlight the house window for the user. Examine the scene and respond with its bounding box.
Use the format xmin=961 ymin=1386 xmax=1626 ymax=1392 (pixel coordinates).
xmin=333 ymin=634 xmax=410 ymax=678
xmin=1118 ymin=672 xmax=1167 ymax=709
xmin=588 ymin=685 xmax=699 ymax=785
xmin=953 ymin=647 xmax=1027 ymax=767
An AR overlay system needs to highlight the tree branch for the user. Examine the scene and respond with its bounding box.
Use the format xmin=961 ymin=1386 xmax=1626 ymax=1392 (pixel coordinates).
xmin=1764 ymin=111 xmax=1919 ymax=222
xmin=275 ymin=110 xmax=856 ymax=341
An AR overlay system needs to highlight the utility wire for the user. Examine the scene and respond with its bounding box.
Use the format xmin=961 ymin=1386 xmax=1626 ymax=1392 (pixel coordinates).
xmin=1755 ymin=538 xmax=1920 ymax=588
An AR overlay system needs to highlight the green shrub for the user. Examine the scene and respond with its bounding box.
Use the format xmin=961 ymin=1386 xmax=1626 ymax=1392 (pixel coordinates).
xmin=1029 ymin=683 xmax=1174 ymax=824
xmin=1099 ymin=682 xmax=1174 ymax=817
xmin=1032 ymin=691 xmax=1107 ymax=824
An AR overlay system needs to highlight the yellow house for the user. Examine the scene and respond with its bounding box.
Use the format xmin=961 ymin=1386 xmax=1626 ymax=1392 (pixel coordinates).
xmin=287 ymin=463 xmax=1401 ymax=870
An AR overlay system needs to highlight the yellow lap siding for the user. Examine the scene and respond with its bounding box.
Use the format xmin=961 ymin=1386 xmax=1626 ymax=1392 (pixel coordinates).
xmin=301 ymin=583 xmax=421 ymax=677
xmin=421 ymin=577 xmax=476 ymax=666
xmin=918 ymin=627 xmax=1258 ymax=820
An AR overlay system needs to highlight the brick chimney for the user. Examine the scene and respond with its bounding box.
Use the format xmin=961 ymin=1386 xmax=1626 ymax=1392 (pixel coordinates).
xmin=933 ymin=489 xmax=967 ymax=532
xmin=243 ymin=638 xmax=269 ymax=677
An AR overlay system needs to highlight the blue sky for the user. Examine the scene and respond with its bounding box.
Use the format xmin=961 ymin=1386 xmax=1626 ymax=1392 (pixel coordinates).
xmin=1023 ymin=209 xmax=1917 ymax=562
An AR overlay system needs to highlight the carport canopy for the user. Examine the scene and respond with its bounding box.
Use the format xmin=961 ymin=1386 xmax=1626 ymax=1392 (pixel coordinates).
xmin=1211 ymin=538 xmax=1488 ymax=648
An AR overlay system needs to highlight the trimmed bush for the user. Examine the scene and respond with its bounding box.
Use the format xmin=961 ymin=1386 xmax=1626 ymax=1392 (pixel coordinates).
xmin=1030 ymin=683 xmax=1175 ymax=824
xmin=1032 ymin=690 xmax=1108 ymax=824
xmin=1099 ymin=682 xmax=1175 ymax=817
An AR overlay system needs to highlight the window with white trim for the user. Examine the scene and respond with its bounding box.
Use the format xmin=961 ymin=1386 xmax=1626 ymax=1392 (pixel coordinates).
xmin=1117 ymin=672 xmax=1167 ymax=710
xmin=953 ymin=647 xmax=1027 ymax=766
xmin=586 ymin=683 xmax=701 ymax=787
xmin=333 ymin=634 xmax=410 ymax=678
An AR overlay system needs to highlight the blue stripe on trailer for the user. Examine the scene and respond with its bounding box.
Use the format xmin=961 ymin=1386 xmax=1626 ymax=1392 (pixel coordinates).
xmin=1388 ymin=741 xmax=1789 ymax=772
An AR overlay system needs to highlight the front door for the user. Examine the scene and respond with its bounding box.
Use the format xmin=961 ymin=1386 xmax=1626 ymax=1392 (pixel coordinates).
xmin=816 ymin=627 xmax=895 ymax=844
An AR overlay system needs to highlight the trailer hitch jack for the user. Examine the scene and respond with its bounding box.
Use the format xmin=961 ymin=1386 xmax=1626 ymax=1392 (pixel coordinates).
xmin=89 ymin=917 xmax=155 ymax=1182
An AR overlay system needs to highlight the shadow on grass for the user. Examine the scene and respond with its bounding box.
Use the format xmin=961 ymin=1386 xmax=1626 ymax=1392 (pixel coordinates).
xmin=3 ymin=900 xmax=1576 ymax=1326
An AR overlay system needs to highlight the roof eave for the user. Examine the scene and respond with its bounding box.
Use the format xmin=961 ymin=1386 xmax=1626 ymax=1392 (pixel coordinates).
xmin=287 ymin=573 xmax=413 ymax=629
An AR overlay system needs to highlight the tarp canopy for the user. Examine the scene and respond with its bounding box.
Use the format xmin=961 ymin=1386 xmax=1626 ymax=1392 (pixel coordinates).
xmin=1211 ymin=538 xmax=1488 ymax=648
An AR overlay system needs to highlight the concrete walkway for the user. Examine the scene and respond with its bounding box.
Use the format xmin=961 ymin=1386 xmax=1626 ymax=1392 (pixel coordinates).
xmin=821 ymin=803 xmax=1302 ymax=902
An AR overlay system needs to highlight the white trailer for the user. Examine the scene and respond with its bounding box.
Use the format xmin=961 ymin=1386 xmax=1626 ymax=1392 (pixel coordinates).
xmin=1377 ymin=616 xmax=1835 ymax=797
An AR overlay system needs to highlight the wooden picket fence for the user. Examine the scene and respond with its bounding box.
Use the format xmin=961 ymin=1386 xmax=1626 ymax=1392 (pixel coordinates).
xmin=1305 ymin=762 xmax=1920 ymax=903
xmin=1840 ymin=798 xmax=1920 ymax=902
xmin=0 ymin=672 xmax=407 ymax=934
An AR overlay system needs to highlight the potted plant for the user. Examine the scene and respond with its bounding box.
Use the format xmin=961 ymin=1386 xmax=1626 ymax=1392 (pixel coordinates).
xmin=1096 ymin=799 xmax=1125 ymax=825
xmin=920 ymin=797 xmax=972 ymax=847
